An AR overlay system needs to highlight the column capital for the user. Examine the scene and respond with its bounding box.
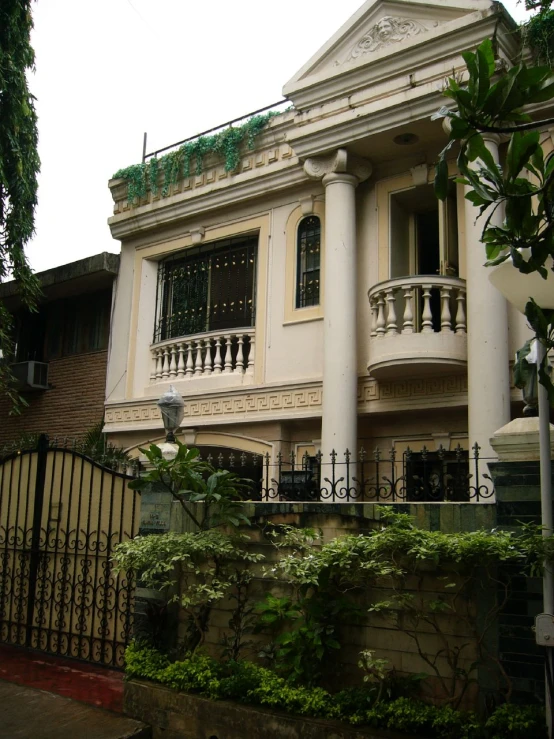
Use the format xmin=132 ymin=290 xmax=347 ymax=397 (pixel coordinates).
xmin=304 ymin=148 xmax=372 ymax=184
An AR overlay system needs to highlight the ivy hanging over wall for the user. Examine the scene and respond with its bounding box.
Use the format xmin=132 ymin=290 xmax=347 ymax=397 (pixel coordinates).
xmin=112 ymin=112 xmax=281 ymax=205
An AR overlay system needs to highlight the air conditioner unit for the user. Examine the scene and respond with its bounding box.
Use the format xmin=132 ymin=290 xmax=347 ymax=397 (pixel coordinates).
xmin=10 ymin=361 xmax=49 ymax=391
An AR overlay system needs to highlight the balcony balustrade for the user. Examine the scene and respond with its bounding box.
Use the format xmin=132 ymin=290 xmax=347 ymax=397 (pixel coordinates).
xmin=367 ymin=276 xmax=467 ymax=378
xmin=150 ymin=328 xmax=254 ymax=384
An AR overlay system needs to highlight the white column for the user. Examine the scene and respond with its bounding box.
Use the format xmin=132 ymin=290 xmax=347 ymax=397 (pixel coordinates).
xmin=321 ymin=172 xmax=359 ymax=459
xmin=304 ymin=150 xmax=372 ymax=462
xmin=465 ymin=134 xmax=510 ymax=458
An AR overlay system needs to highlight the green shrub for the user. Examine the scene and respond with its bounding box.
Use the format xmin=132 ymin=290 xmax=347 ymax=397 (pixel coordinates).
xmin=124 ymin=645 xmax=546 ymax=738
xmin=124 ymin=642 xmax=170 ymax=681
xmin=159 ymin=652 xmax=224 ymax=698
xmin=485 ymin=703 xmax=547 ymax=739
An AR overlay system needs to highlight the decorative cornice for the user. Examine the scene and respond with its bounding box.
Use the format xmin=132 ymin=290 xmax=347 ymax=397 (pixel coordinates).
xmin=109 ymin=156 xmax=307 ymax=241
xmin=104 ymin=374 xmax=472 ymax=436
xmin=304 ymin=149 xmax=372 ymax=183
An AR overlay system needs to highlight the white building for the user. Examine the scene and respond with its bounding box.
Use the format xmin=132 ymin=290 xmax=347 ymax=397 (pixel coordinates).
xmin=104 ymin=0 xmax=540 ymax=497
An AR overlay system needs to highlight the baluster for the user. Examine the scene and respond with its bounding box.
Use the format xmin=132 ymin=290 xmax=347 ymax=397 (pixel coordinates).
xmin=150 ymin=350 xmax=158 ymax=382
xmin=169 ymin=345 xmax=177 ymax=377
xmin=370 ymin=298 xmax=378 ymax=338
xmin=155 ymin=349 xmax=163 ymax=380
xmin=161 ymin=347 xmax=170 ymax=379
xmin=402 ymin=287 xmax=414 ymax=333
xmin=421 ymin=285 xmax=433 ymax=333
xmin=185 ymin=341 xmax=194 ymax=377
xmin=455 ymin=289 xmax=467 ymax=334
xmin=247 ymin=334 xmax=255 ymax=371
xmin=176 ymin=342 xmax=185 ymax=378
xmin=223 ymin=335 xmax=233 ymax=373
xmin=213 ymin=337 xmax=223 ymax=374
xmin=440 ymin=286 xmax=452 ymax=333
xmin=204 ymin=338 xmax=213 ymax=375
xmin=235 ymin=335 xmax=245 ymax=373
xmin=194 ymin=340 xmax=203 ymax=376
xmin=376 ymin=293 xmax=386 ymax=337
xmin=385 ymin=288 xmax=397 ymax=335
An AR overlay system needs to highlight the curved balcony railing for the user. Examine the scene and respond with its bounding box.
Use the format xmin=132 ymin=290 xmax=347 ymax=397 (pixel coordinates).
xmin=367 ymin=276 xmax=467 ymax=378
xmin=369 ymin=275 xmax=467 ymax=337
xmin=150 ymin=327 xmax=255 ymax=383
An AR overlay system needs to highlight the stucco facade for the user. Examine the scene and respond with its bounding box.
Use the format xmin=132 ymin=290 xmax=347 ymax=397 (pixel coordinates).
xmin=104 ymin=0 xmax=542 ymax=468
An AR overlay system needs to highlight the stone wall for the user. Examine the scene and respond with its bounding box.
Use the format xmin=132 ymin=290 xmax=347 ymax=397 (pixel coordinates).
xmin=0 ymin=350 xmax=108 ymax=445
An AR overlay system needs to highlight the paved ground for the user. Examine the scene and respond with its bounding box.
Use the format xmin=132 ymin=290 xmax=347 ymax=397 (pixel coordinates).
xmin=0 ymin=644 xmax=124 ymax=712
xmin=0 ymin=680 xmax=150 ymax=739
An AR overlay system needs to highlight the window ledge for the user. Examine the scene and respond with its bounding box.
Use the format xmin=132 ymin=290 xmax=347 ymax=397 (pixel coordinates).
xmin=283 ymin=312 xmax=324 ymax=327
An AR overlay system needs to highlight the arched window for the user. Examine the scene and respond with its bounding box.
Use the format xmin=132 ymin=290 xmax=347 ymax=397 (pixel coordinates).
xmin=295 ymin=216 xmax=321 ymax=308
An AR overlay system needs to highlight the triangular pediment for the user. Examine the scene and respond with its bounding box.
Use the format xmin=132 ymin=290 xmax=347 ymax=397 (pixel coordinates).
xmin=284 ymin=0 xmax=492 ymax=103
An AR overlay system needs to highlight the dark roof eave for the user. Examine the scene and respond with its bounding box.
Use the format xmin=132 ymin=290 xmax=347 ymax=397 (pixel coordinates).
xmin=0 ymin=252 xmax=120 ymax=301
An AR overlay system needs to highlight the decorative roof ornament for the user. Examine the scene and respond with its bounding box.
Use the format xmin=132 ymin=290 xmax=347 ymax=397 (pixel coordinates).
xmin=348 ymin=16 xmax=429 ymax=60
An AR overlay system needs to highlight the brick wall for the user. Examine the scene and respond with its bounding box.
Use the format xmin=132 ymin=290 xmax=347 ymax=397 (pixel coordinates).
xmin=0 ymin=350 xmax=108 ymax=445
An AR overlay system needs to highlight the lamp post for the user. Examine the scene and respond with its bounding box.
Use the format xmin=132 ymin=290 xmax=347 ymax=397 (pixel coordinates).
xmin=157 ymin=384 xmax=185 ymax=445
xmin=489 ymin=256 xmax=553 ymax=733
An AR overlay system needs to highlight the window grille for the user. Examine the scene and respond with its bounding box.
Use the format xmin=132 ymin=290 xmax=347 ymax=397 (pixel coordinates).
xmin=155 ymin=236 xmax=257 ymax=343
xmin=296 ymin=216 xmax=320 ymax=308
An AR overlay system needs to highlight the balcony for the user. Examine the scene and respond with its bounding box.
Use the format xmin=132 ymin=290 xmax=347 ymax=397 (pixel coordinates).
xmin=150 ymin=327 xmax=255 ymax=389
xmin=367 ymin=276 xmax=467 ymax=379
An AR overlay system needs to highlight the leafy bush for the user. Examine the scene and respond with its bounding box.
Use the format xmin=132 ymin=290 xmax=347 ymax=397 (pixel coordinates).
xmin=258 ymin=511 xmax=545 ymax=704
xmin=485 ymin=702 xmax=547 ymax=739
xmin=113 ymin=530 xmax=263 ymax=653
xmin=124 ymin=645 xmax=546 ymax=738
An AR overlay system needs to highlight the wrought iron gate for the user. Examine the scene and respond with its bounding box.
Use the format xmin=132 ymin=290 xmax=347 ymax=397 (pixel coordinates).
xmin=0 ymin=436 xmax=140 ymax=668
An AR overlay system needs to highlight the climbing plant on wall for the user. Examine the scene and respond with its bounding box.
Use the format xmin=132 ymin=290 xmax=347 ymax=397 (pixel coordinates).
xmin=112 ymin=112 xmax=281 ymax=204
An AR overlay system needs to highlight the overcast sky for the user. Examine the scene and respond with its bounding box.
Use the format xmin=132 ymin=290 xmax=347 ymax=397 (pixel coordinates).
xmin=26 ymin=0 xmax=530 ymax=273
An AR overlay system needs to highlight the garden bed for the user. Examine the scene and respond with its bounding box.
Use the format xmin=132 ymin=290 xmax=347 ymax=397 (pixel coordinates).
xmin=124 ymin=679 xmax=422 ymax=739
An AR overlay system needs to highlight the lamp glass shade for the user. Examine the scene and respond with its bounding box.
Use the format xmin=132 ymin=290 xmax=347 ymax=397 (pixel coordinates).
xmin=157 ymin=385 xmax=185 ymax=435
xmin=488 ymin=251 xmax=554 ymax=314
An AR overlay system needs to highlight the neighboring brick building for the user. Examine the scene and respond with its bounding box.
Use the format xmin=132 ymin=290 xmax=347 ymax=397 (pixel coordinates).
xmin=0 ymin=253 xmax=119 ymax=445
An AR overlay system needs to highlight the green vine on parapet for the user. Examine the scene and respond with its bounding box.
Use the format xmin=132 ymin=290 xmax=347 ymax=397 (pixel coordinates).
xmin=113 ymin=112 xmax=281 ymax=204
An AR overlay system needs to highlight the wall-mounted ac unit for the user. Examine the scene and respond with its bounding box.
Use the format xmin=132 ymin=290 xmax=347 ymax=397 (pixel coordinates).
xmin=10 ymin=361 xmax=49 ymax=391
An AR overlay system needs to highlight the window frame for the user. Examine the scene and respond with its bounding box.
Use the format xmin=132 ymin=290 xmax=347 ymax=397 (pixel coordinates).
xmin=154 ymin=234 xmax=258 ymax=343
xmin=295 ymin=215 xmax=321 ymax=310
xmin=284 ymin=200 xmax=325 ymax=325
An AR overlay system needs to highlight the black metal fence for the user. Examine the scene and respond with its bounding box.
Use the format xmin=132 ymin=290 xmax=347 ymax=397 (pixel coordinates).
xmin=197 ymin=443 xmax=495 ymax=503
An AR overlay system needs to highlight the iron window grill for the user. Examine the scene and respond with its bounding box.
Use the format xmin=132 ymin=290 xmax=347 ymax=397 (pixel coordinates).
xmin=296 ymin=216 xmax=320 ymax=308
xmin=154 ymin=235 xmax=257 ymax=343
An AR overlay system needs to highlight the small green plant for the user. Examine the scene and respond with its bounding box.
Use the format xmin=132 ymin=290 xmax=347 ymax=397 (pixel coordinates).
xmin=358 ymin=650 xmax=392 ymax=705
xmin=113 ymin=112 xmax=281 ymax=204
xmin=485 ymin=702 xmax=547 ymax=739
xmin=129 ymin=442 xmax=251 ymax=530
xmin=78 ymin=420 xmax=129 ymax=468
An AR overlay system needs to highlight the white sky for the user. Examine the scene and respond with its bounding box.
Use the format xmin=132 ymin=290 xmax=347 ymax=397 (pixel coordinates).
xmin=26 ymin=0 xmax=530 ymax=273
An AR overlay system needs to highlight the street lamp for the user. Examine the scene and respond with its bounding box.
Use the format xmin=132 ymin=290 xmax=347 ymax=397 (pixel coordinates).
xmin=157 ymin=385 xmax=185 ymax=444
xmin=489 ymin=253 xmax=553 ymax=731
